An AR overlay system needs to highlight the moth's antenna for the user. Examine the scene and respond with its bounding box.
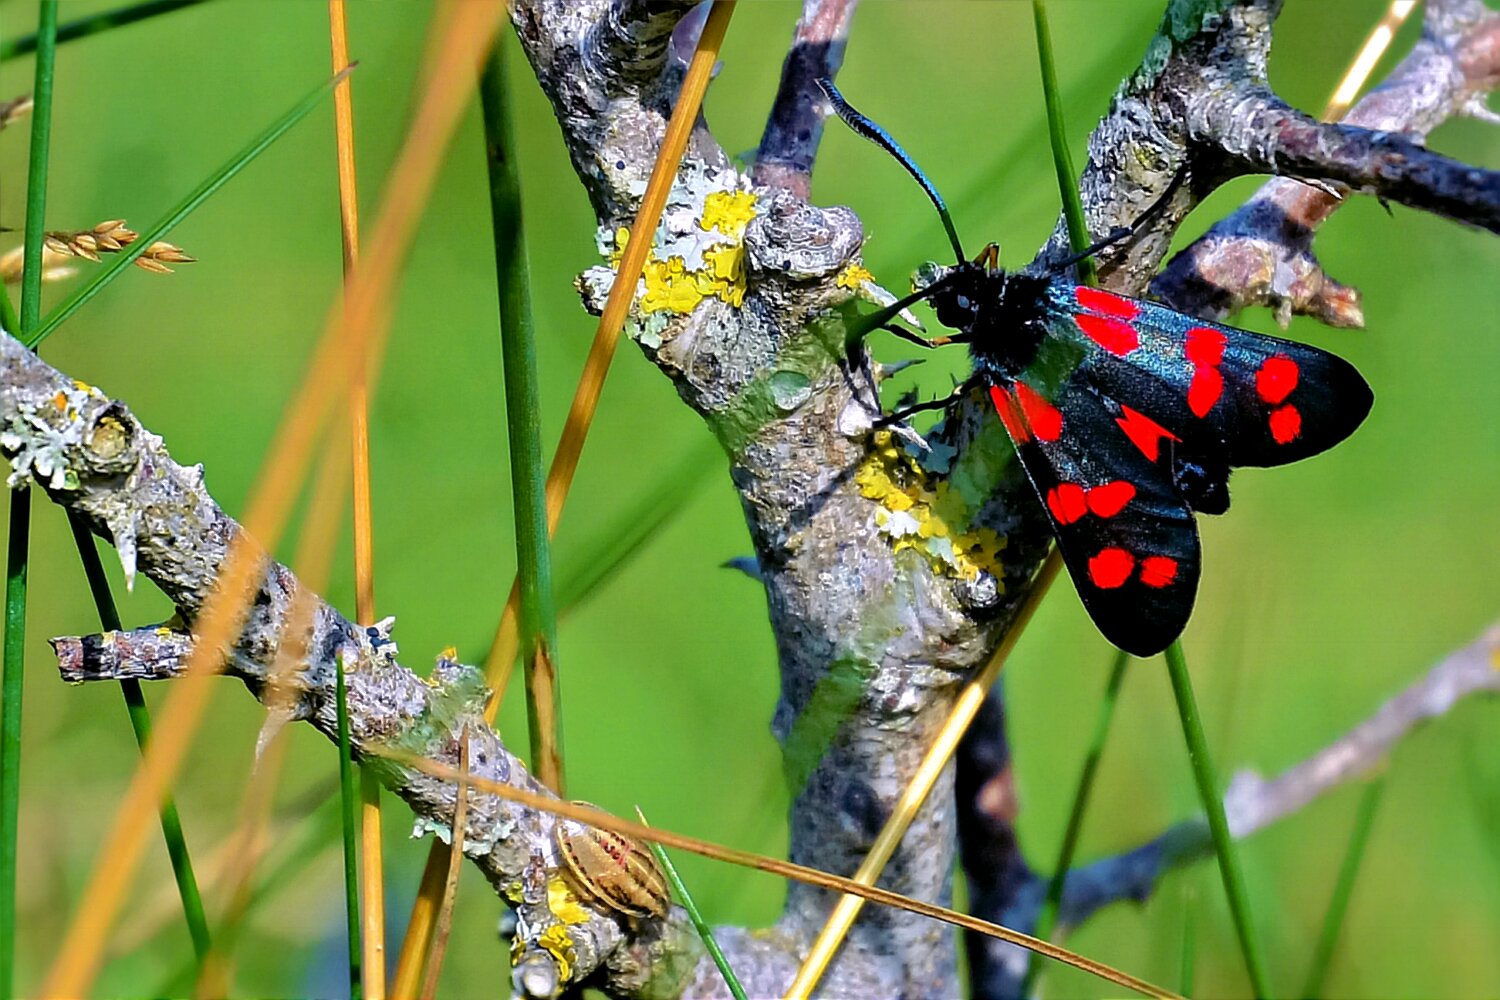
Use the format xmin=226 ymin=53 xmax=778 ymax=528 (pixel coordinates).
xmin=817 ymin=77 xmax=966 ymax=264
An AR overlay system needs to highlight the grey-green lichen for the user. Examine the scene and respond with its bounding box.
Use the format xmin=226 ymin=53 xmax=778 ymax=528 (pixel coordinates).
xmin=1128 ymin=0 xmax=1242 ymax=93
xmin=705 ymin=305 xmax=855 ymax=455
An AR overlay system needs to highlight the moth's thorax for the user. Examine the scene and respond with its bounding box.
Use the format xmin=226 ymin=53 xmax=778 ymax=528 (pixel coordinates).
xmin=928 ymin=263 xmax=1051 ymax=379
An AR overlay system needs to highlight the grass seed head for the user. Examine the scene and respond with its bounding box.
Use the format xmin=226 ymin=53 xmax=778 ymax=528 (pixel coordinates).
xmin=4 ymin=222 xmax=192 ymax=283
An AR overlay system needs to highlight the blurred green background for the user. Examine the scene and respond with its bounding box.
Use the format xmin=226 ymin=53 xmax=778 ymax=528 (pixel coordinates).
xmin=0 ymin=1 xmax=1496 ymax=996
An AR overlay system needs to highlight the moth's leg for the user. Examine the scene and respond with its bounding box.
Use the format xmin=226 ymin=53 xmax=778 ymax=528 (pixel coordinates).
xmin=876 ymin=375 xmax=982 ymax=426
xmin=1048 ymin=164 xmax=1192 ymax=274
xmin=881 ymin=323 xmax=959 ymax=350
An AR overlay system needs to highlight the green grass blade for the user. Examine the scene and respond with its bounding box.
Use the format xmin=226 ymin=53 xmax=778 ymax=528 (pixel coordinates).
xmin=480 ymin=40 xmax=565 ymax=791
xmin=1020 ymin=646 xmax=1130 ymax=995
xmin=635 ymin=807 xmax=747 ymax=1000
xmin=24 ymin=66 xmax=349 ymax=349
xmin=0 ymin=7 xmax=57 ymax=994
xmin=0 ymin=296 xmax=15 ymax=337
xmin=65 ymin=514 xmax=211 ymax=961
xmin=152 ymin=790 xmax=342 ymax=998
xmin=1031 ymin=0 xmax=1095 ymax=284
xmin=1301 ymin=773 xmax=1387 ymax=999
xmin=0 ymin=497 xmax=28 ymax=1000
xmin=18 ymin=2 xmax=57 ymax=335
xmin=1180 ymin=883 xmax=1198 ymax=997
xmin=1164 ymin=639 xmax=1273 ymax=998
xmin=0 ymin=0 xmax=209 ymax=61
xmin=336 ymin=655 xmax=364 ymax=999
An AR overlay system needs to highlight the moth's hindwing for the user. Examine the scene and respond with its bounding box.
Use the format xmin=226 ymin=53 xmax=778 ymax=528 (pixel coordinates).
xmin=989 ymin=374 xmax=1200 ymax=656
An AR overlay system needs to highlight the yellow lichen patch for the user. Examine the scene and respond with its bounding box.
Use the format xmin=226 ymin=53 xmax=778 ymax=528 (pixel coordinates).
xmin=537 ymin=923 xmax=576 ymax=982
xmin=857 ymin=432 xmax=1006 ymax=580
xmin=641 ymin=257 xmax=705 ymax=314
xmin=602 ymin=186 xmax=757 ymax=317
xmin=700 ymin=189 xmax=757 ymax=239
xmin=547 ymin=875 xmax=591 ymax=925
xmin=699 ymin=242 xmax=747 ymax=307
xmin=51 ymin=391 xmax=68 ymax=411
xmin=835 ymin=261 xmax=875 ymax=291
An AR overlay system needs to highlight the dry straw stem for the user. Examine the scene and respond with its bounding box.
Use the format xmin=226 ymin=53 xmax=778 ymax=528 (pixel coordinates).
xmin=325 ymin=0 xmax=386 ymax=992
xmin=40 ymin=4 xmax=503 ymax=993
xmin=394 ymin=3 xmax=740 ymax=989
xmin=784 ymin=550 xmax=1063 ymax=999
xmin=1324 ymin=1 xmax=1420 ymax=121
xmin=479 ymin=0 xmax=739 ymax=708
xmin=190 ymin=727 xmax=292 ymax=996
xmin=371 ymin=748 xmax=1178 ymax=1000
xmin=356 ymin=0 xmax=505 ymax=397
xmin=194 ymin=431 xmax=351 ymax=997
xmin=417 ymin=728 xmax=470 ymax=1000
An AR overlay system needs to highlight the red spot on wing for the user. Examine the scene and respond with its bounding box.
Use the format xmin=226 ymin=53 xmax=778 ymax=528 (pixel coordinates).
xmin=1185 ymin=327 xmax=1227 ymax=419
xmin=989 ymin=385 xmax=1030 ymax=444
xmin=1014 ymin=382 xmax=1064 ymax=442
xmin=1088 ymin=548 xmax=1135 ymax=589
xmin=1188 ymin=367 xmax=1224 ymax=418
xmin=1050 ymin=482 xmax=1086 ymax=524
xmin=1115 ymin=405 xmax=1179 ymax=463
xmin=1085 ymin=481 xmax=1136 ymax=518
xmin=1046 ymin=484 xmax=1089 ymax=525
xmin=1257 ymin=355 xmax=1300 ymax=404
xmin=1074 ymin=286 xmax=1141 ymax=320
xmin=1269 ymin=404 xmax=1302 ymax=444
xmin=1075 ymin=313 xmax=1140 ymax=356
xmin=1139 ymin=556 xmax=1179 ymax=588
xmin=1184 ymin=327 xmax=1226 ymax=366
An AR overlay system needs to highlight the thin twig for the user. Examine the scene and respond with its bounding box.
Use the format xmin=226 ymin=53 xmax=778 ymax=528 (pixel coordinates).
xmin=752 ymin=0 xmax=857 ymax=198
xmin=372 ymin=749 xmax=1179 ymax=1000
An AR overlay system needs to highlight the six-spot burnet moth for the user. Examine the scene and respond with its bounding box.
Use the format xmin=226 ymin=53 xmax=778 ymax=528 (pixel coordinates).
xmin=819 ymin=78 xmax=1373 ymax=657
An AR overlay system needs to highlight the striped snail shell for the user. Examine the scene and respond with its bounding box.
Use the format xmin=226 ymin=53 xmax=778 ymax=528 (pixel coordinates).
xmin=553 ymin=803 xmax=669 ymax=919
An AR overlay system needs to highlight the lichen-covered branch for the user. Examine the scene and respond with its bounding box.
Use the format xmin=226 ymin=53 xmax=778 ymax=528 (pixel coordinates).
xmin=0 ymin=331 xmax=705 ymax=999
xmin=1186 ymin=89 xmax=1500 ymax=229
xmin=1154 ymin=0 xmax=1500 ymax=324
xmin=523 ymin=0 xmax=1047 ymax=993
xmin=1037 ymin=0 xmax=1500 ymax=290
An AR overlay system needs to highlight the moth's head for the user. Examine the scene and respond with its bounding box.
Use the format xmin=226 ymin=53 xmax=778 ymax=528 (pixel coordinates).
xmin=917 ymin=259 xmax=998 ymax=334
